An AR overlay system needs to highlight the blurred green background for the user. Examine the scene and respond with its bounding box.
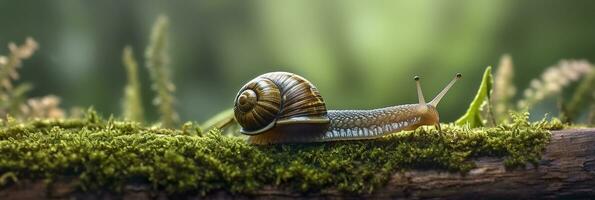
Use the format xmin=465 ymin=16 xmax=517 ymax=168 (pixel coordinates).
xmin=1 ymin=0 xmax=595 ymax=122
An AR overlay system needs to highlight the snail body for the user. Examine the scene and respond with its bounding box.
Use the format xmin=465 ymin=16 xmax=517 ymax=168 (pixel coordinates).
xmin=234 ymin=72 xmax=460 ymax=144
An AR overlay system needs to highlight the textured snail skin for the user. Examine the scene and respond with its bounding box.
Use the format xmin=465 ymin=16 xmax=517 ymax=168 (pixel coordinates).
xmin=247 ymin=104 xmax=439 ymax=144
xmin=322 ymin=104 xmax=438 ymax=141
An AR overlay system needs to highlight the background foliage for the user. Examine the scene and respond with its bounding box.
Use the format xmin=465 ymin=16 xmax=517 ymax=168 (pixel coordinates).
xmin=1 ymin=0 xmax=595 ymax=122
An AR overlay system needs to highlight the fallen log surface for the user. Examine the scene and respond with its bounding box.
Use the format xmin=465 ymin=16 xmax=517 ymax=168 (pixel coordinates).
xmin=2 ymin=129 xmax=594 ymax=199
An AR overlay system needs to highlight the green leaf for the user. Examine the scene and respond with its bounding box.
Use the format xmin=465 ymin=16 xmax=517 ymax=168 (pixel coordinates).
xmin=201 ymin=108 xmax=235 ymax=131
xmin=455 ymin=66 xmax=493 ymax=127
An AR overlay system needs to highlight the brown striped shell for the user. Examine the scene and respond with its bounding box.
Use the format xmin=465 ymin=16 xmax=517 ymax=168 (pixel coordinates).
xmin=233 ymin=72 xmax=330 ymax=135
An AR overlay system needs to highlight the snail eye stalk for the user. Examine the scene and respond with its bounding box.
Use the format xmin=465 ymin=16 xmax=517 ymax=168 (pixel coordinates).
xmin=429 ymin=73 xmax=462 ymax=107
xmin=414 ymin=75 xmax=426 ymax=105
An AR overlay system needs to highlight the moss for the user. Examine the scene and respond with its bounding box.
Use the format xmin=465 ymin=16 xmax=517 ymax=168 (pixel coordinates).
xmin=0 ymin=112 xmax=557 ymax=195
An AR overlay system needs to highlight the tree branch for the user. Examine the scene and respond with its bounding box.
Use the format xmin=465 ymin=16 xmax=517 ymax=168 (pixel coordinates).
xmin=1 ymin=129 xmax=594 ymax=199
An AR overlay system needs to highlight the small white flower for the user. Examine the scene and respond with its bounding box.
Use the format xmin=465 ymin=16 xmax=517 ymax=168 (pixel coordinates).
xmin=545 ymin=82 xmax=561 ymax=93
xmin=524 ymin=89 xmax=534 ymax=98
xmin=0 ymin=56 xmax=7 ymax=65
xmin=517 ymin=101 xmax=527 ymax=108
xmin=530 ymin=80 xmax=542 ymax=90
xmin=518 ymin=59 xmax=593 ymax=110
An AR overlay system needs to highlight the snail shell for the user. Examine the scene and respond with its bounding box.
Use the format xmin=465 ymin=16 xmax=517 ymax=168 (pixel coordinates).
xmin=233 ymin=72 xmax=330 ymax=136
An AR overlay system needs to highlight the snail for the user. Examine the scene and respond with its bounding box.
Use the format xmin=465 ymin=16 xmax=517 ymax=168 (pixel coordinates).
xmin=234 ymin=72 xmax=461 ymax=144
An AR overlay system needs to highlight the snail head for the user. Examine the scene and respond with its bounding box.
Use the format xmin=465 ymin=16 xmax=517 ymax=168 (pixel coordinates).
xmin=413 ymin=73 xmax=461 ymax=126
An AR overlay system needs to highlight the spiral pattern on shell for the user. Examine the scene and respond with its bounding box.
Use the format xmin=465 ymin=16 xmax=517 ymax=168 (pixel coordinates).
xmin=233 ymin=72 xmax=328 ymax=134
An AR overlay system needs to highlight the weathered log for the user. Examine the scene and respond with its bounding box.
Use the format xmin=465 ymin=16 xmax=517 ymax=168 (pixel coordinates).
xmin=1 ymin=129 xmax=594 ymax=199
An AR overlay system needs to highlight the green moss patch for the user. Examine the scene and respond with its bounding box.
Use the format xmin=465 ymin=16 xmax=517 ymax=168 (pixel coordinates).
xmin=0 ymin=113 xmax=561 ymax=195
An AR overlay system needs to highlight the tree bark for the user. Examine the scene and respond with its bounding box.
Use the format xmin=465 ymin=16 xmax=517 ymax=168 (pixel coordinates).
xmin=2 ymin=129 xmax=594 ymax=199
